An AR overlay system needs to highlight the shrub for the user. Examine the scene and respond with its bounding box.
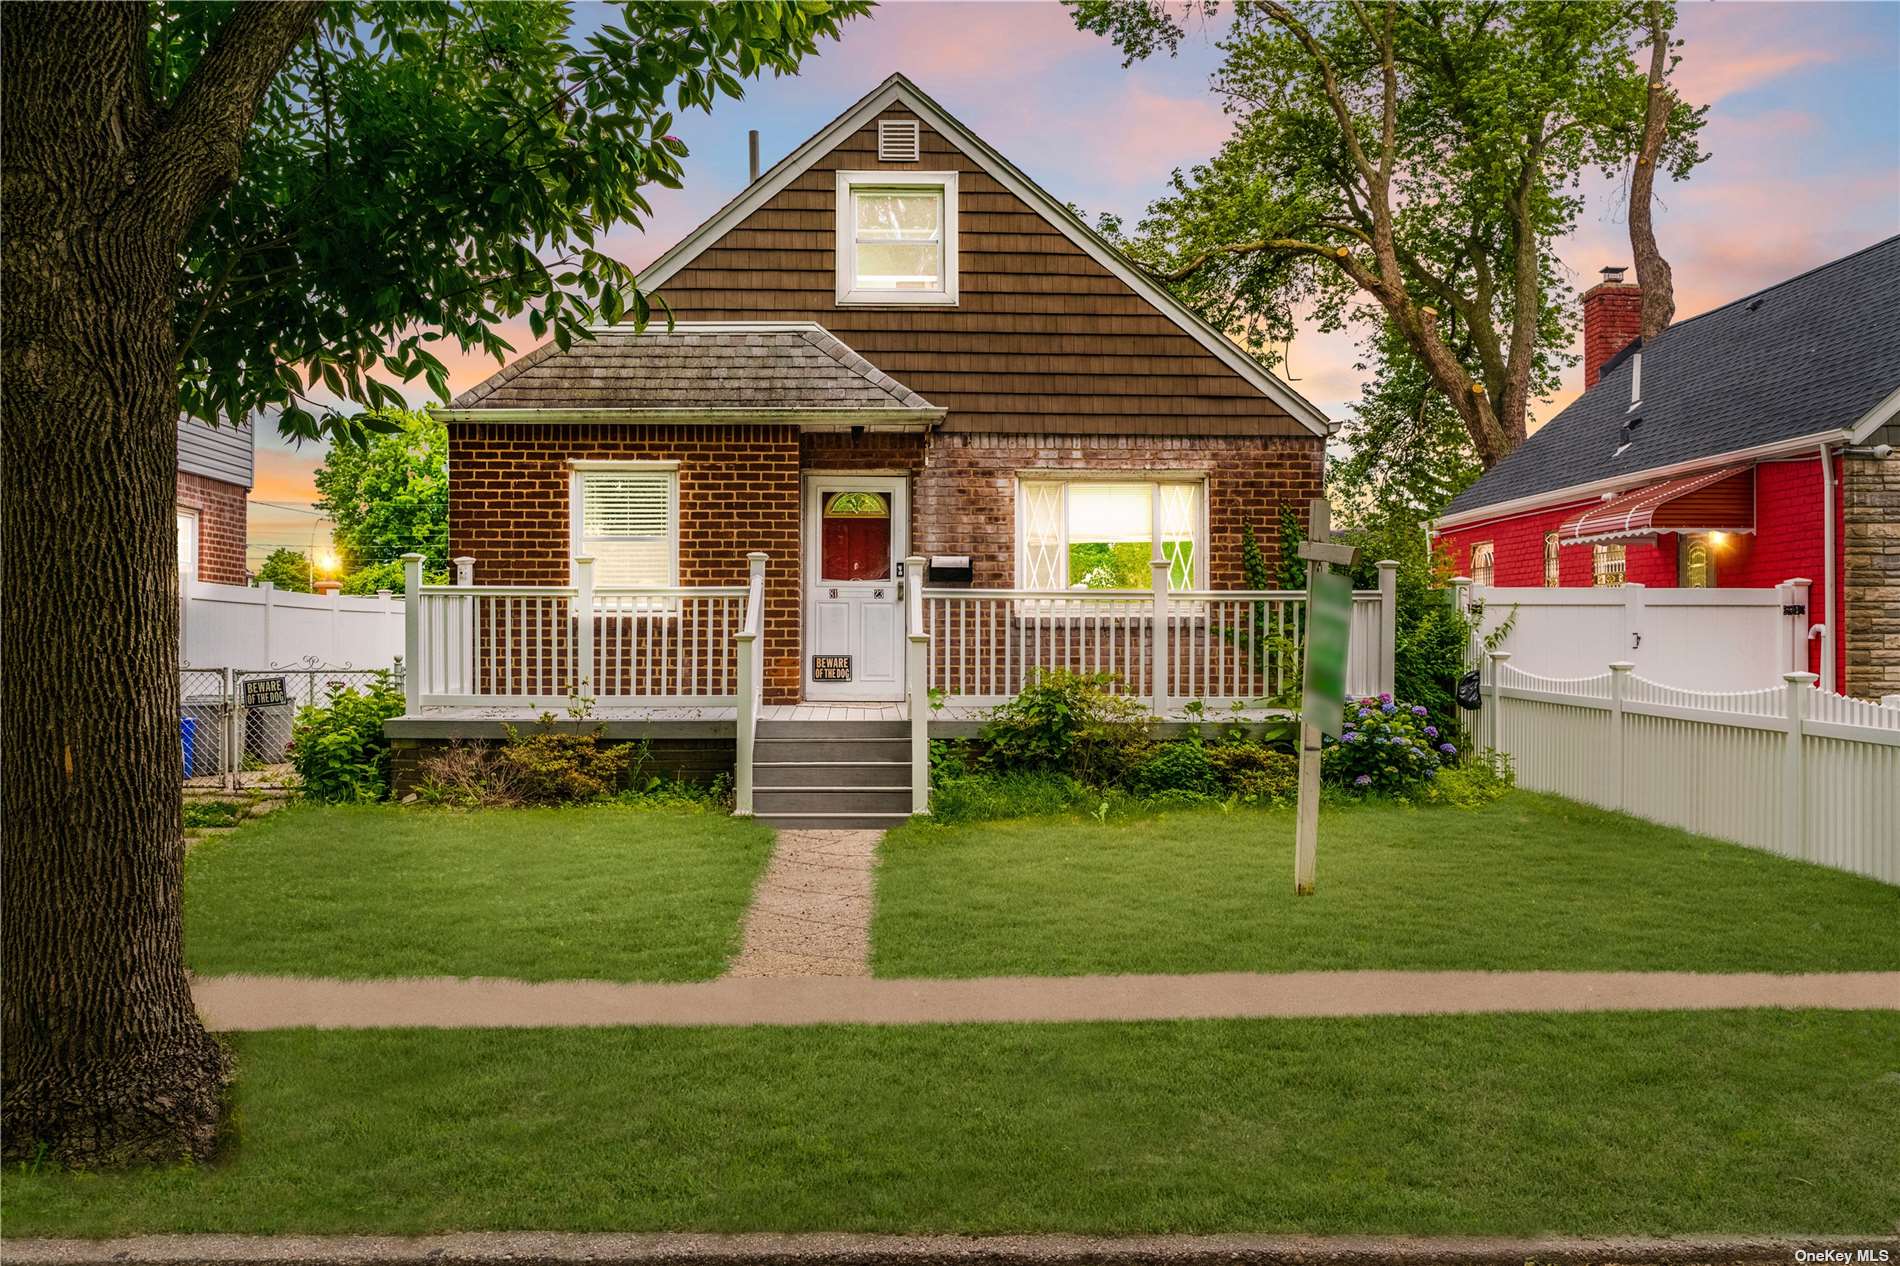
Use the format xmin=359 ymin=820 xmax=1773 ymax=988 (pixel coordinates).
xmin=1321 ymin=693 xmax=1449 ymax=798
xmin=1207 ymin=741 xmax=1299 ymax=804
xmin=413 ymin=741 xmax=524 ymax=808
xmin=1419 ymin=749 xmax=1516 ymax=807
xmin=979 ymin=669 xmax=1152 ymax=783
xmin=614 ymin=772 xmax=733 ymax=812
xmin=1132 ymin=737 xmax=1220 ymax=797
xmin=494 ymin=718 xmax=643 ymax=805
xmin=288 ymin=671 xmax=406 ymax=802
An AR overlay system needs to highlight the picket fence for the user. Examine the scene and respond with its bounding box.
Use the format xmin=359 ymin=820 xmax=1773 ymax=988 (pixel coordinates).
xmin=1477 ymin=653 xmax=1900 ymax=884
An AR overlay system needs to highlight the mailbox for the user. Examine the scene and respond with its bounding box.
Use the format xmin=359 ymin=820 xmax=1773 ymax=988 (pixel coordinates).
xmin=927 ymin=554 xmax=974 ymax=586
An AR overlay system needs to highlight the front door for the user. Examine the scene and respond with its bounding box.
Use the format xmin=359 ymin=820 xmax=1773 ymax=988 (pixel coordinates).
xmin=804 ymin=475 xmax=907 ymax=701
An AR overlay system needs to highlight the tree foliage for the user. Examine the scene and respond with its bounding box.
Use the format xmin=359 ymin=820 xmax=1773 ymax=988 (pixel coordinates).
xmin=162 ymin=0 xmax=871 ymax=445
xmin=254 ymin=546 xmax=315 ymax=592
xmin=1068 ymin=0 xmax=1706 ymax=466
xmin=313 ymin=407 xmax=449 ymax=575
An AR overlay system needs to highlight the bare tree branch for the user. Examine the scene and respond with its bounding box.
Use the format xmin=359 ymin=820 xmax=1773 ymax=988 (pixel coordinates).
xmin=1630 ymin=0 xmax=1678 ymax=340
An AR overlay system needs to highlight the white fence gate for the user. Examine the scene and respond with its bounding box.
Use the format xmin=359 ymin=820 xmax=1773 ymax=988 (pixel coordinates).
xmin=182 ymin=580 xmax=405 ymax=671
xmin=1459 ymin=578 xmax=1813 ymax=692
xmin=1477 ymin=653 xmax=1899 ymax=885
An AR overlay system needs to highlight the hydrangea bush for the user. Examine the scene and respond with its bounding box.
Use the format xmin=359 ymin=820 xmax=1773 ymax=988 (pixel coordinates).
xmin=1320 ymin=693 xmax=1454 ymax=797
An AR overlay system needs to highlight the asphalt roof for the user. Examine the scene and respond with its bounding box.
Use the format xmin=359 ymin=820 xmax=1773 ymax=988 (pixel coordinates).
xmin=1442 ymin=234 xmax=1900 ymax=520
xmin=448 ymin=323 xmax=937 ymax=413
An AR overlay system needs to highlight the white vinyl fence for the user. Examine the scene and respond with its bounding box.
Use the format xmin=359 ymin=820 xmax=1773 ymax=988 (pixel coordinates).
xmin=1477 ymin=653 xmax=1900 ymax=885
xmin=1458 ymin=578 xmax=1813 ymax=691
xmin=182 ymin=580 xmax=405 ymax=671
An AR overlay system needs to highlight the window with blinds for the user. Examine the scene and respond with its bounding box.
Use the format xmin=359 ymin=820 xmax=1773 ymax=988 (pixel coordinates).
xmin=573 ymin=467 xmax=677 ymax=587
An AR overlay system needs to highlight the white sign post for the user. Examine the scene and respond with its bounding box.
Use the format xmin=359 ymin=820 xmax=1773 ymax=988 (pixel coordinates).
xmin=1293 ymin=498 xmax=1358 ymax=896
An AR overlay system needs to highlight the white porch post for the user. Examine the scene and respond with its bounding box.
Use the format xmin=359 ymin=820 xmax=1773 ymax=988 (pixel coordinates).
xmin=1783 ymin=577 xmax=1812 ymax=675
xmin=734 ymin=551 xmax=768 ymax=817
xmin=1376 ymin=559 xmax=1398 ymax=696
xmin=454 ymin=556 xmax=476 ymax=697
xmin=454 ymin=556 xmax=475 ymax=587
xmin=1150 ymin=557 xmax=1171 ymax=714
xmin=573 ymin=556 xmax=595 ymax=699
xmin=1487 ymin=650 xmax=1511 ymax=760
xmin=400 ymin=553 xmax=424 ymax=714
xmin=1782 ymin=670 xmax=1817 ymax=859
xmin=906 ymin=555 xmax=929 ymax=815
xmin=1608 ymin=660 xmax=1632 ymax=812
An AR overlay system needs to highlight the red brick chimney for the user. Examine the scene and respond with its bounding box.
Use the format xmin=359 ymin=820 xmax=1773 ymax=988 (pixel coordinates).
xmin=1582 ymin=265 xmax=1643 ymax=389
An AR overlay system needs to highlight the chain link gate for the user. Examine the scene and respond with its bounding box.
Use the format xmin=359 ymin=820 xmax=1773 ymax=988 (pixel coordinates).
xmin=180 ymin=663 xmax=401 ymax=790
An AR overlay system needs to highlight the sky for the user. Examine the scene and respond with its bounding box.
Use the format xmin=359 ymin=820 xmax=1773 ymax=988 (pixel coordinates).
xmin=247 ymin=0 xmax=1900 ymax=566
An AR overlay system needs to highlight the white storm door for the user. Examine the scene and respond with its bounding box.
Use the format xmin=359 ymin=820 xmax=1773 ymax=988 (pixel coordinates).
xmin=804 ymin=475 xmax=907 ymax=701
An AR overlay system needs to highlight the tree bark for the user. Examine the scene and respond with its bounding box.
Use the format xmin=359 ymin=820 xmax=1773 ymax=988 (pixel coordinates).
xmin=1630 ymin=1 xmax=1677 ymax=342
xmin=2 ymin=0 xmax=316 ymax=1167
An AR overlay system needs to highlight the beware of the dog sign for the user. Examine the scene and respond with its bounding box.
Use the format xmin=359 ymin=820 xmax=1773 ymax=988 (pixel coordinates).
xmin=812 ymin=655 xmax=852 ymax=683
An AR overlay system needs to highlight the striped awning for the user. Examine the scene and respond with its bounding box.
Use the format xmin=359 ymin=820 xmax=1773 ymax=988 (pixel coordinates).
xmin=1559 ymin=463 xmax=1755 ymax=545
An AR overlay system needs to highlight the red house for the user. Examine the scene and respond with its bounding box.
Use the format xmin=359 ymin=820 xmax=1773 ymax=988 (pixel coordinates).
xmin=1433 ymin=237 xmax=1900 ymax=698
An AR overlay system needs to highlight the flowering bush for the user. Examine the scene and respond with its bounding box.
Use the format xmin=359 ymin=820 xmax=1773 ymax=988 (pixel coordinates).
xmin=1320 ymin=693 xmax=1449 ymax=797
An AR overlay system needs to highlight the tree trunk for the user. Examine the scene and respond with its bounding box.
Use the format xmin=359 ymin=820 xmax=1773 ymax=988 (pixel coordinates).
xmin=1630 ymin=1 xmax=1677 ymax=342
xmin=1 ymin=3 xmax=233 ymax=1166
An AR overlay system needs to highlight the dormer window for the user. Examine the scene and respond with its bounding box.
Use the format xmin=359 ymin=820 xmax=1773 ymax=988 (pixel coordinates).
xmin=835 ymin=171 xmax=958 ymax=305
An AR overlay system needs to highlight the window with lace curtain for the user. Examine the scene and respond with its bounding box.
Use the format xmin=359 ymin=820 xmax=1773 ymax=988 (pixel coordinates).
xmin=1017 ymin=479 xmax=1203 ymax=591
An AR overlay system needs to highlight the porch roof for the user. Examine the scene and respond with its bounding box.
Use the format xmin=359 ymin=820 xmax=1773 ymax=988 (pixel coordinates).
xmin=1558 ymin=463 xmax=1755 ymax=545
xmin=445 ymin=321 xmax=942 ymax=418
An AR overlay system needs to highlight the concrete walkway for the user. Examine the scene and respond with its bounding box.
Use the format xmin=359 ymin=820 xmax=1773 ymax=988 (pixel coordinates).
xmin=726 ymin=830 xmax=880 ymax=979
xmin=189 ymin=969 xmax=1900 ymax=1030
xmin=11 ymin=1231 xmax=1890 ymax=1266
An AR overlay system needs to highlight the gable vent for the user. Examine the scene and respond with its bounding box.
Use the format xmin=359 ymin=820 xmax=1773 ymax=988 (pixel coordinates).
xmin=878 ymin=119 xmax=921 ymax=163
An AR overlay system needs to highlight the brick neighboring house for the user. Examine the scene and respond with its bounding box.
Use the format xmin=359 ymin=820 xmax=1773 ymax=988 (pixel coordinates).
xmin=176 ymin=414 xmax=252 ymax=586
xmin=440 ymin=73 xmax=1331 ymax=707
xmin=1433 ymin=236 xmax=1900 ymax=699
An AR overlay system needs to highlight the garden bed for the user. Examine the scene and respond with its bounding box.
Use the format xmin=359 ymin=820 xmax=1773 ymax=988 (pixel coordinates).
xmin=873 ymin=792 xmax=1900 ymax=978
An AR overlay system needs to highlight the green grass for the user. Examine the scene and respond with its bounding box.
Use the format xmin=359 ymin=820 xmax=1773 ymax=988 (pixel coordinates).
xmin=4 ymin=1012 xmax=1895 ymax=1236
xmin=874 ymin=792 xmax=1900 ymax=977
xmin=185 ymin=804 xmax=773 ymax=981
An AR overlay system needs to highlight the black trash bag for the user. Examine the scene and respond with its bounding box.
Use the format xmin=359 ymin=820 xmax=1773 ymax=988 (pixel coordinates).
xmin=1455 ymin=668 xmax=1484 ymax=710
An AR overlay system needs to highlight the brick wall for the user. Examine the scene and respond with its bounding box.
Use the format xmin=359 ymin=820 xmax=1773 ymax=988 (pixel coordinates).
xmin=176 ymin=469 xmax=248 ymax=585
xmin=449 ymin=422 xmax=807 ymax=701
xmin=915 ymin=432 xmax=1323 ymax=587
xmin=1843 ymin=451 xmax=1900 ymax=700
xmin=1581 ymin=280 xmax=1643 ymax=389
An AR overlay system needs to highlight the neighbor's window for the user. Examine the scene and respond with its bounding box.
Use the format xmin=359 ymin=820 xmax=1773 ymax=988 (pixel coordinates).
xmin=570 ymin=464 xmax=678 ymax=587
xmin=1019 ymin=479 xmax=1203 ymax=591
xmin=176 ymin=508 xmax=199 ymax=581
xmin=1593 ymin=543 xmax=1627 ymax=587
xmin=1543 ymin=532 xmax=1560 ymax=587
xmin=1679 ymin=534 xmax=1715 ymax=588
xmin=1470 ymin=542 xmax=1495 ymax=587
xmin=835 ymin=171 xmax=958 ymax=305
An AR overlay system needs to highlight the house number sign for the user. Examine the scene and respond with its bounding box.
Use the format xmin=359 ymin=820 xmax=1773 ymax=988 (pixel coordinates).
xmin=812 ymin=655 xmax=853 ymax=682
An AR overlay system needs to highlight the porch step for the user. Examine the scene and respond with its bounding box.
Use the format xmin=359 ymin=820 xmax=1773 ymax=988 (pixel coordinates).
xmin=754 ymin=736 xmax=909 ymax=764
xmin=754 ymin=786 xmax=912 ymax=815
xmin=754 ymin=760 xmax=911 ymax=788
xmin=757 ymin=719 xmax=909 ymax=739
xmin=753 ymin=811 xmax=913 ymax=830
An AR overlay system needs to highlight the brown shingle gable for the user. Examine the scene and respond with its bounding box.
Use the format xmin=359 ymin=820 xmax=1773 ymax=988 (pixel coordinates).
xmin=447 ymin=325 xmax=937 ymax=413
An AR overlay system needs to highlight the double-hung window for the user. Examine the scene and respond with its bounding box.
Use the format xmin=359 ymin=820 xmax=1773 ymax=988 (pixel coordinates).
xmin=1470 ymin=542 xmax=1495 ymax=587
xmin=1018 ymin=479 xmax=1204 ymax=592
xmin=570 ymin=463 xmax=678 ymax=588
xmin=835 ymin=171 xmax=958 ymax=305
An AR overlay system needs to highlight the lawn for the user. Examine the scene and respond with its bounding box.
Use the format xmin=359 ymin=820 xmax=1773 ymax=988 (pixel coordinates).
xmin=874 ymin=792 xmax=1900 ymax=978
xmin=4 ymin=1011 xmax=1894 ymax=1236
xmin=185 ymin=804 xmax=773 ymax=982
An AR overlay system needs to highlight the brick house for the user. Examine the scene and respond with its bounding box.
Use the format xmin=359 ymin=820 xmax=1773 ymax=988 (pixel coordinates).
xmin=437 ymin=73 xmax=1330 ymax=708
xmin=176 ymin=414 xmax=252 ymax=586
xmin=1433 ymin=236 xmax=1900 ymax=698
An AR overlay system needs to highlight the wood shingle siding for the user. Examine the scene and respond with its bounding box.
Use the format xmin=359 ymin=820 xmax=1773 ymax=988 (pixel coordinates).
xmin=654 ymin=111 xmax=1310 ymax=439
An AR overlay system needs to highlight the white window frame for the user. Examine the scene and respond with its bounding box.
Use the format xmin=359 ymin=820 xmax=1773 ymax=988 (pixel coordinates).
xmin=1014 ymin=476 xmax=1208 ymax=593
xmin=1470 ymin=541 xmax=1494 ymax=587
xmin=568 ymin=461 xmax=680 ymax=589
xmin=176 ymin=507 xmax=200 ymax=582
xmin=834 ymin=170 xmax=958 ymax=306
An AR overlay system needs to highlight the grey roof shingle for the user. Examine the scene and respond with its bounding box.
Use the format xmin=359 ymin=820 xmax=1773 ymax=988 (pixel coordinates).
xmin=449 ymin=324 xmax=938 ymax=412
xmin=1442 ymin=235 xmax=1900 ymax=520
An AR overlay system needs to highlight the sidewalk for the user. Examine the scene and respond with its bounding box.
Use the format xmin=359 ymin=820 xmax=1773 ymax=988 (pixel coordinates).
xmin=190 ymin=969 xmax=1900 ymax=1030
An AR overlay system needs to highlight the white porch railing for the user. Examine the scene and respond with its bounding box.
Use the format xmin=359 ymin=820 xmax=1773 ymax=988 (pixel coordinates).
xmin=399 ymin=553 xmax=761 ymax=712
xmin=919 ymin=559 xmax=1396 ymax=710
xmin=733 ymin=552 xmax=767 ymax=816
xmin=1481 ymin=652 xmax=1900 ymax=884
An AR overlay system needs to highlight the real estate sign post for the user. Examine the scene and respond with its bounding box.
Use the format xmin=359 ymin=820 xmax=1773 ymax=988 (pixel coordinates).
xmin=1293 ymin=498 xmax=1358 ymax=895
